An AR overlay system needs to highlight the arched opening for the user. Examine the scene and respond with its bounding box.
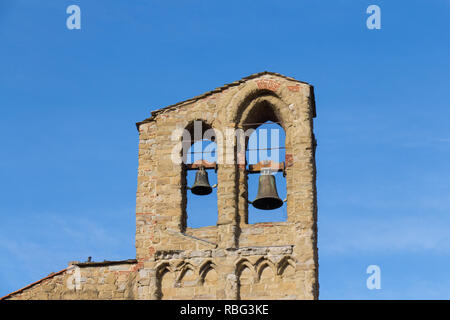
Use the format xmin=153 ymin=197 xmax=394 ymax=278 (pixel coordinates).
xmin=158 ymin=268 xmax=175 ymax=300
xmin=246 ymin=121 xmax=287 ymax=224
xmin=182 ymin=120 xmax=218 ymax=229
xmin=277 ymin=258 xmax=297 ymax=298
xmin=178 ymin=265 xmax=197 ymax=287
xmin=237 ymin=263 xmax=254 ymax=300
xmin=196 ymin=262 xmax=218 ymax=299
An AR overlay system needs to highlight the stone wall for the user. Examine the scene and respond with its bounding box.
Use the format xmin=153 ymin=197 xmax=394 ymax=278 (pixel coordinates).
xmin=2 ymin=71 xmax=318 ymax=300
xmin=148 ymin=246 xmax=303 ymax=300
xmin=4 ymin=261 xmax=137 ymax=300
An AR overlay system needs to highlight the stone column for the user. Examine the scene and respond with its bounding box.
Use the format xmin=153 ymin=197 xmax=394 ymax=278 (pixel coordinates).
xmin=216 ymin=126 xmax=238 ymax=249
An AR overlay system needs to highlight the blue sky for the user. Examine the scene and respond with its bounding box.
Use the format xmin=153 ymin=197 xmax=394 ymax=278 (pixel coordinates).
xmin=1 ymin=0 xmax=449 ymax=299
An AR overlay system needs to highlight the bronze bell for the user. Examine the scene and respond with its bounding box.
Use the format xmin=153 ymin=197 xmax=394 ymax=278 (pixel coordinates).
xmin=190 ymin=166 xmax=213 ymax=195
xmin=252 ymin=173 xmax=283 ymax=210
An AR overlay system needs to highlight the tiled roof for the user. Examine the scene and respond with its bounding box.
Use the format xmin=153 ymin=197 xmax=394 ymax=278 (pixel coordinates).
xmin=136 ymin=71 xmax=314 ymax=130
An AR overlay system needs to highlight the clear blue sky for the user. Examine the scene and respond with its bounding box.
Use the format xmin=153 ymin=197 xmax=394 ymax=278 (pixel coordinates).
xmin=1 ymin=0 xmax=449 ymax=299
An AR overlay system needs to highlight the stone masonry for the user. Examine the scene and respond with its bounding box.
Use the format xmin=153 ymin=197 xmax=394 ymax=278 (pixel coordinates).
xmin=1 ymin=71 xmax=318 ymax=300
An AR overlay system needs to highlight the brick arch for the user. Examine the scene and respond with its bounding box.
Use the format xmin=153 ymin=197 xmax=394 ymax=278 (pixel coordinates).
xmin=226 ymin=83 xmax=293 ymax=129
xmin=277 ymin=256 xmax=296 ymax=276
xmin=258 ymin=263 xmax=275 ymax=278
xmin=196 ymin=261 xmax=219 ymax=299
xmin=155 ymin=261 xmax=174 ymax=277
xmin=199 ymin=260 xmax=217 ymax=280
xmin=177 ymin=263 xmax=198 ymax=289
xmin=238 ymin=95 xmax=291 ymax=131
xmin=228 ymin=85 xmax=294 ymax=181
xmin=276 ymin=256 xmax=297 ymax=298
xmin=231 ymin=89 xmax=279 ymax=123
xmin=235 ymin=258 xmax=257 ymax=300
xmin=235 ymin=258 xmax=256 ymax=277
xmin=254 ymin=258 xmax=277 ymax=282
xmin=177 ymin=263 xmax=197 ymax=281
xmin=155 ymin=262 xmax=176 ymax=300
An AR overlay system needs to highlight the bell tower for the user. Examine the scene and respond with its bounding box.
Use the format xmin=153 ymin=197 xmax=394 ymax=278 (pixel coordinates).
xmin=134 ymin=72 xmax=318 ymax=300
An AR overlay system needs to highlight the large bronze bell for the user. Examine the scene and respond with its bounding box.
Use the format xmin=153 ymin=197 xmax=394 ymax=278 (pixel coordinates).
xmin=252 ymin=173 xmax=283 ymax=210
xmin=190 ymin=166 xmax=213 ymax=195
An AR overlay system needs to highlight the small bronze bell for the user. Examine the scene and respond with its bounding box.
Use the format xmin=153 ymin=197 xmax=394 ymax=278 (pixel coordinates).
xmin=190 ymin=166 xmax=213 ymax=195
xmin=252 ymin=173 xmax=283 ymax=210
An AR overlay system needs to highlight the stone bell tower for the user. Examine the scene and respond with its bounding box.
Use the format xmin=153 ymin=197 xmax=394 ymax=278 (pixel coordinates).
xmin=134 ymin=71 xmax=318 ymax=300
xmin=1 ymin=71 xmax=317 ymax=300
